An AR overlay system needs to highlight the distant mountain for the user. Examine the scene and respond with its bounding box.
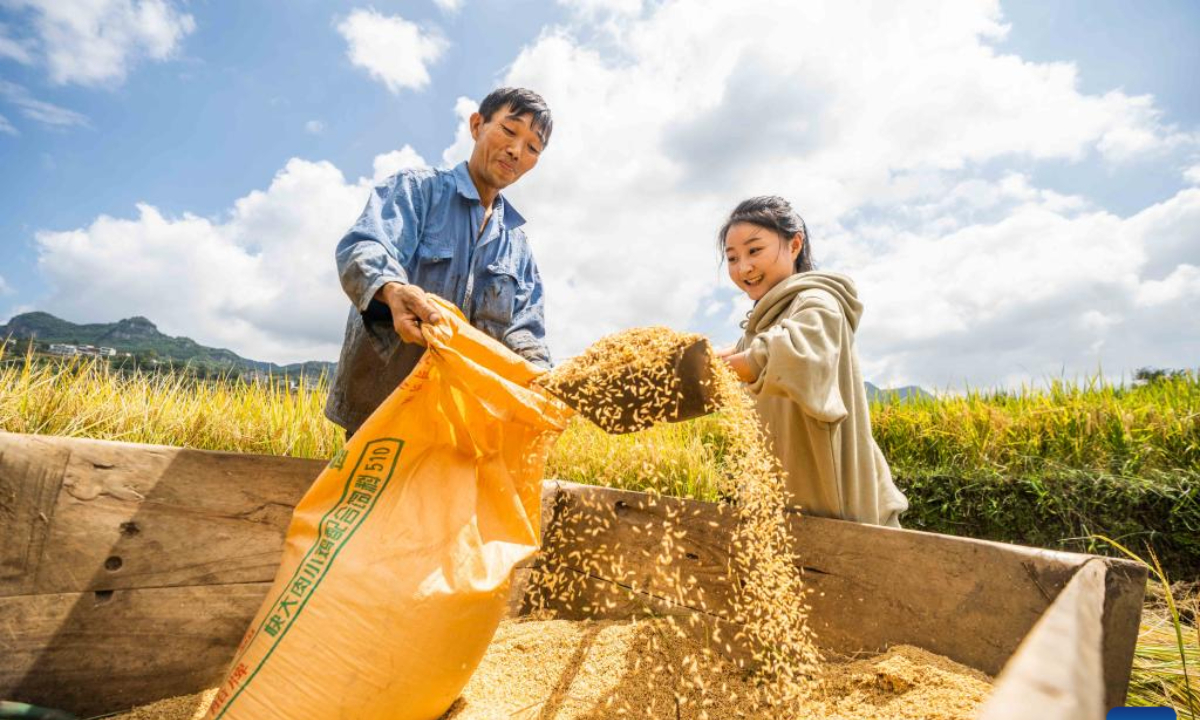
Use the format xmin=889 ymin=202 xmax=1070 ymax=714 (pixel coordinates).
xmin=865 ymin=381 xmax=933 ymax=404
xmin=0 ymin=311 xmax=335 ymax=378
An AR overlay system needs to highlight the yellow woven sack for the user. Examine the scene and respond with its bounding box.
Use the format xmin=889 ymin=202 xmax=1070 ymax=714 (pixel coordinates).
xmin=203 ymin=295 xmax=570 ymax=720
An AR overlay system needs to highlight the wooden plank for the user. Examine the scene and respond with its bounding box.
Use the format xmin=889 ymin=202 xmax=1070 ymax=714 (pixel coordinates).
xmin=1100 ymin=560 xmax=1148 ymax=709
xmin=980 ymin=561 xmax=1106 ymax=720
xmin=0 ymin=433 xmax=324 ymax=596
xmin=537 ymin=481 xmax=1144 ymax=700
xmin=785 ymin=507 xmax=1084 ymax=676
xmin=0 ymin=435 xmax=70 ymax=595
xmin=0 ymin=582 xmax=270 ymax=717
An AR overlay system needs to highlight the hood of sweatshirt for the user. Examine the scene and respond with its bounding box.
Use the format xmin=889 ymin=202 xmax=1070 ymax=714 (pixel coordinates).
xmin=743 ymin=271 xmax=863 ymax=336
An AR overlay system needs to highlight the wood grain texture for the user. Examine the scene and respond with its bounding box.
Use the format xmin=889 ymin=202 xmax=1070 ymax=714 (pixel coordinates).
xmin=980 ymin=561 xmax=1106 ymax=720
xmin=1100 ymin=560 xmax=1148 ymax=708
xmin=0 ymin=434 xmax=70 ymax=595
xmin=0 ymin=582 xmax=270 ymax=717
xmin=0 ymin=432 xmax=324 ymax=597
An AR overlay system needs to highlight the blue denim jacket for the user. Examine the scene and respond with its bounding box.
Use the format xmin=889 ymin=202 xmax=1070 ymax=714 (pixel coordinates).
xmin=324 ymin=161 xmax=550 ymax=432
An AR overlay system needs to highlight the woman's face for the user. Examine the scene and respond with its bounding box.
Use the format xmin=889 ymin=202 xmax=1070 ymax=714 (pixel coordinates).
xmin=724 ymin=222 xmax=803 ymax=301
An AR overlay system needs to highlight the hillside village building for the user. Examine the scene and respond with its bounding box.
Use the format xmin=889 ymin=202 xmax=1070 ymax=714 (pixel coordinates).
xmin=47 ymin=344 xmax=117 ymax=357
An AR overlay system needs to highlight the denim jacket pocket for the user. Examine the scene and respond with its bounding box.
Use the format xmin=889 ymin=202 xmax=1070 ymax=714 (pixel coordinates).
xmin=474 ymin=262 xmax=524 ymax=327
xmin=412 ymin=238 xmax=455 ymax=300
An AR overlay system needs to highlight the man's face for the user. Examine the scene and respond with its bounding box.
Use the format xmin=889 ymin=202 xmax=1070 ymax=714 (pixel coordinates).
xmin=468 ymin=104 xmax=544 ymax=192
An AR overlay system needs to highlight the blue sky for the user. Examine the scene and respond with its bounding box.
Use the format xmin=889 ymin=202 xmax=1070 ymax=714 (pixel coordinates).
xmin=1 ymin=0 xmax=1198 ymax=390
xmin=0 ymin=0 xmax=570 ymax=293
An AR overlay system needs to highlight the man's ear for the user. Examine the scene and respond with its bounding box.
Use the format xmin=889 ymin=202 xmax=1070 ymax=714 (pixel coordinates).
xmin=469 ymin=112 xmax=483 ymax=141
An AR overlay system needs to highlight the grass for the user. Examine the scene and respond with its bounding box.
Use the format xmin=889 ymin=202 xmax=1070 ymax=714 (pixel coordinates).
xmin=546 ymin=412 xmax=729 ymax=500
xmin=871 ymin=373 xmax=1200 ymax=477
xmin=0 ymin=347 xmax=340 ymax=459
xmin=1 ymin=346 xmax=1196 ymax=714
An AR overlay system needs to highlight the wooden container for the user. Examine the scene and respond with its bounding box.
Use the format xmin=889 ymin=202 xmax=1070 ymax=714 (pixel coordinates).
xmin=0 ymin=433 xmax=1145 ymax=719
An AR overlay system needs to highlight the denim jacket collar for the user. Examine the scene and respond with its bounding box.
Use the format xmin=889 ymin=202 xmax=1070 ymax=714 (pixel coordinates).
xmin=452 ymin=161 xmax=527 ymax=230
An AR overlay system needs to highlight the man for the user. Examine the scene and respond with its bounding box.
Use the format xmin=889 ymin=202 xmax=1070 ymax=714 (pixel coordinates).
xmin=326 ymin=87 xmax=553 ymax=436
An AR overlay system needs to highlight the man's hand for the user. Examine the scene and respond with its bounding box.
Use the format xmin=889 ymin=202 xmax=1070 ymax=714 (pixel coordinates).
xmin=376 ymin=282 xmax=442 ymax=346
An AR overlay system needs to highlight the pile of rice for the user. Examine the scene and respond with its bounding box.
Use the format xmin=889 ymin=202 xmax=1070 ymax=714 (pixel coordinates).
xmin=112 ymin=618 xmax=991 ymax=720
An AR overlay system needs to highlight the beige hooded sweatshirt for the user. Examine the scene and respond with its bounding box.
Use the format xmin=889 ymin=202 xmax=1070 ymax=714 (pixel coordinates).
xmin=736 ymin=271 xmax=909 ymax=528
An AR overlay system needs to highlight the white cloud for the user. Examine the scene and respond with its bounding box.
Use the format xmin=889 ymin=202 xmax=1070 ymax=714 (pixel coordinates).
xmin=558 ymin=0 xmax=644 ymax=18
xmin=4 ymin=0 xmax=195 ymax=87
xmin=0 ymin=80 xmax=89 ymax=128
xmin=305 ymin=119 xmax=325 ymax=135
xmin=440 ymin=96 xmax=476 ymax=168
xmin=0 ymin=113 xmax=18 ymax=136
xmin=336 ymin=8 xmax=448 ymax=94
xmin=433 ymin=0 xmax=463 ymax=14
xmin=1093 ymin=92 xmax=1196 ymax=163
xmin=1135 ymin=264 xmax=1200 ymax=308
xmin=1185 ymin=163 xmax=1200 ymax=185
xmin=33 ymin=157 xmax=392 ymax=363
xmin=371 ymin=144 xmax=428 ymax=183
xmin=0 ymin=275 xmax=12 ymax=295
xmin=0 ymin=22 xmax=35 ymax=64
xmin=827 ymin=183 xmax=1200 ymax=387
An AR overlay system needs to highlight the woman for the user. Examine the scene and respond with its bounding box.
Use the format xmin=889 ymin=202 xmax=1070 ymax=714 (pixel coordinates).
xmin=716 ymin=196 xmax=908 ymax=527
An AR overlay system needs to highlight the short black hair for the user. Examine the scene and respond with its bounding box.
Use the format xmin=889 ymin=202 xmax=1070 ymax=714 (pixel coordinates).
xmin=479 ymin=87 xmax=553 ymax=146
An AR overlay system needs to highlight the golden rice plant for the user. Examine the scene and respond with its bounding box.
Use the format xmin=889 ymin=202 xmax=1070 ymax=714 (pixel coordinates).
xmin=6 ymin=340 xmax=1195 ymax=482
xmin=0 ymin=344 xmax=341 ymax=459
xmin=1136 ymin=600 xmax=1199 ymax=717
xmin=545 ymin=413 xmax=726 ymax=501
xmin=871 ymin=372 xmax=1200 ymax=476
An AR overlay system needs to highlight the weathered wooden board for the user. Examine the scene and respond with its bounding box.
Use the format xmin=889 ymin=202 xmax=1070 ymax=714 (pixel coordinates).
xmin=0 ymin=432 xmax=324 ymax=597
xmin=537 ymin=481 xmax=1147 ymax=709
xmin=981 ymin=560 xmax=1106 ymax=720
xmin=1099 ymin=560 xmax=1148 ymax=711
xmin=0 ymin=436 xmax=70 ymax=595
xmin=0 ymin=583 xmax=271 ymax=717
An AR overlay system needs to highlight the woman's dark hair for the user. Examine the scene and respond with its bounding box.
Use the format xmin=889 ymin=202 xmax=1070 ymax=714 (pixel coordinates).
xmin=479 ymin=87 xmax=553 ymax=146
xmin=718 ymin=196 xmax=814 ymax=273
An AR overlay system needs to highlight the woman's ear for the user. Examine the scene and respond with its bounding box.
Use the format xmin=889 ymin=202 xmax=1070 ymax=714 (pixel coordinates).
xmin=790 ymin=231 xmax=804 ymax=259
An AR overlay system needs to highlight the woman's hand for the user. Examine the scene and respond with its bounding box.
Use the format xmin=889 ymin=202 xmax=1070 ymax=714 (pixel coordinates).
xmin=720 ymin=350 xmax=757 ymax=383
xmin=712 ymin=344 xmax=738 ymax=359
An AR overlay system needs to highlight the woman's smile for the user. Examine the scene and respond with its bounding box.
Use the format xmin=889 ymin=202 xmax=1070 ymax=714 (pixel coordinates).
xmin=724 ymin=221 xmax=804 ymax=300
